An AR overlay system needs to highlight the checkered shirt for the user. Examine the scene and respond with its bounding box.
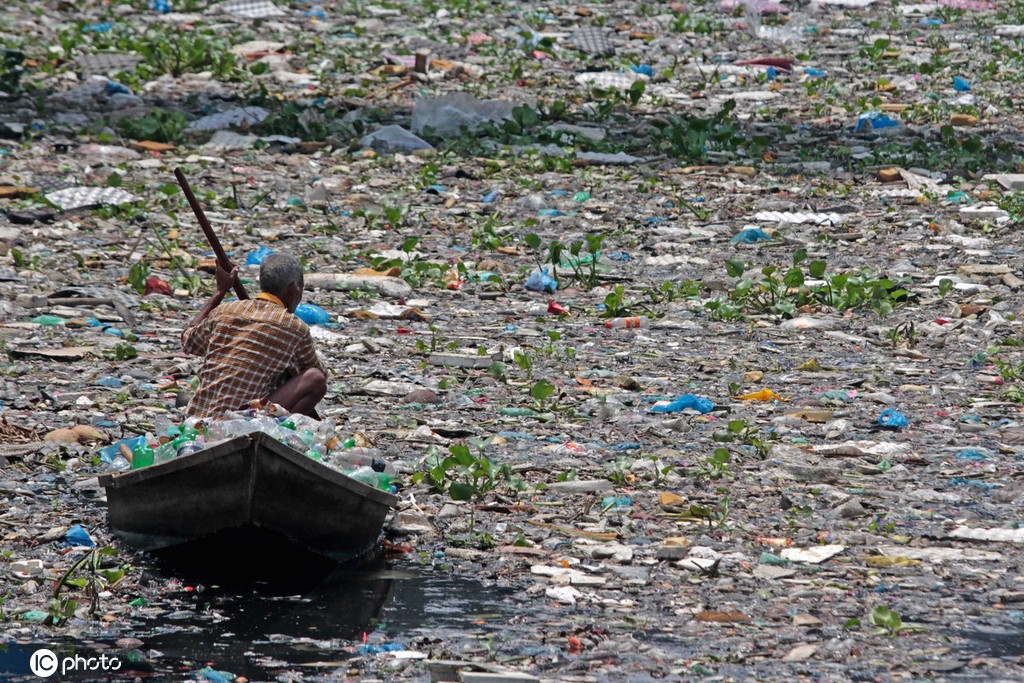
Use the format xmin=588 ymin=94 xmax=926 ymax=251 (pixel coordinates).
xmin=182 ymin=298 xmax=326 ymax=418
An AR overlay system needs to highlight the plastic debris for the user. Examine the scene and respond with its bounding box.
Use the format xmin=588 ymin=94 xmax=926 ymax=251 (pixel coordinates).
xmin=733 ymin=388 xmax=787 ymax=402
xmin=410 ymin=93 xmax=515 ymax=137
xmin=878 ymin=409 xmax=909 ymax=430
xmin=64 ymin=525 xmax=96 ymax=547
xmin=730 ymin=227 xmax=773 ymax=244
xmin=524 ymin=268 xmax=558 ymax=293
xmin=244 ymin=246 xmax=275 ymax=265
xmin=359 ymin=125 xmax=434 ymax=153
xmin=854 ymin=111 xmax=900 ymax=132
xmin=651 ymin=395 xmax=716 ymax=414
xmin=294 ymin=303 xmax=330 ymax=325
xmin=45 ymin=187 xmax=140 ymax=210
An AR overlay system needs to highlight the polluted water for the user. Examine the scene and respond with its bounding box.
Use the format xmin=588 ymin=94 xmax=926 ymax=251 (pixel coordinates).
xmin=4 ymin=0 xmax=1024 ymax=681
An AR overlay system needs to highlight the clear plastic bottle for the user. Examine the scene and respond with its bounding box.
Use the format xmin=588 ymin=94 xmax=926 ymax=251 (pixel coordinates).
xmin=348 ymin=466 xmax=381 ymax=488
xmin=153 ymin=441 xmax=178 ymax=464
xmin=154 ymin=415 xmax=181 ymax=442
xmin=604 ymin=317 xmax=643 ymax=329
xmin=334 ymin=449 xmax=395 ymax=477
xmin=206 ymin=419 xmax=259 ymax=441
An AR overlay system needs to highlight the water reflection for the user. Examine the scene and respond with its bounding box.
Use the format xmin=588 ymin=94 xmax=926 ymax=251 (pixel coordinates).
xmin=139 ymin=548 xmax=514 ymax=679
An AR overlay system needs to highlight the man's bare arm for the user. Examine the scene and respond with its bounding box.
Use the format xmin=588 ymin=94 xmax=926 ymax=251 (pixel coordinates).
xmin=187 ymin=265 xmax=239 ymax=328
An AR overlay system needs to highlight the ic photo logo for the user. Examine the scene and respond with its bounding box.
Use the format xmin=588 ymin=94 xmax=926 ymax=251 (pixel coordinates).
xmin=29 ymin=648 xmax=122 ymax=678
xmin=28 ymin=649 xmax=57 ymax=678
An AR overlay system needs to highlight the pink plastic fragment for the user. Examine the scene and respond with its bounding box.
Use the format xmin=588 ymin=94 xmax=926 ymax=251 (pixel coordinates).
xmin=938 ymin=0 xmax=997 ymax=7
xmin=719 ymin=0 xmax=791 ymax=14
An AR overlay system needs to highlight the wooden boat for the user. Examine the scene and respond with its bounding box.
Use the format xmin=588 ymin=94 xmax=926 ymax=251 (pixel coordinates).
xmin=97 ymin=432 xmax=398 ymax=563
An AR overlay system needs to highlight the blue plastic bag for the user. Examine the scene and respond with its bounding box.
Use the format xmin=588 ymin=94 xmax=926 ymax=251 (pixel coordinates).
xmin=651 ymin=394 xmax=715 ymax=414
xmin=953 ymin=76 xmax=971 ymax=92
xmin=878 ymin=409 xmax=909 ymax=429
xmin=197 ymin=667 xmax=235 ymax=683
xmin=955 ymin=449 xmax=988 ymax=461
xmin=524 ymin=268 xmax=557 ymax=293
xmin=244 ymin=246 xmax=275 ymax=266
xmin=294 ymin=303 xmax=330 ymax=326
xmin=105 ymin=81 xmax=131 ymax=95
xmin=65 ymin=525 xmax=96 ymax=548
xmin=730 ymin=227 xmax=773 ymax=245
xmin=854 ymin=112 xmax=899 ymax=133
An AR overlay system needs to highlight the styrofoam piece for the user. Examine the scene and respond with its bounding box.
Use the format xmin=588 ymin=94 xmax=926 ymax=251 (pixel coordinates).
xmin=753 ymin=211 xmax=848 ymax=225
xmin=950 ymin=527 xmax=1024 ymax=543
xmin=45 ymin=187 xmax=140 ymax=210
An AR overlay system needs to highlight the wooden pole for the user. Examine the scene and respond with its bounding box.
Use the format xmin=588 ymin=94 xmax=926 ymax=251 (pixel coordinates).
xmin=173 ymin=168 xmax=249 ymax=300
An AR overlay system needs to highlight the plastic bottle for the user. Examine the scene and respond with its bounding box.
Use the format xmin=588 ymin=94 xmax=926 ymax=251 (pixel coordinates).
xmin=604 ymin=317 xmax=643 ymax=329
xmin=31 ymin=315 xmax=65 ymax=326
xmin=205 ymin=419 xmax=259 ymax=441
xmin=153 ymin=441 xmax=178 ymax=464
xmin=131 ymin=443 xmax=154 ymax=469
xmin=334 ymin=449 xmax=396 ymax=477
xmin=177 ymin=441 xmax=204 ymax=457
xmin=348 ymin=466 xmax=381 ymax=488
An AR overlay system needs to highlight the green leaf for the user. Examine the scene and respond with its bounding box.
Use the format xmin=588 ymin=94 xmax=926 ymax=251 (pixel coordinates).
xmin=524 ymin=233 xmax=541 ymax=250
xmin=449 ymin=482 xmax=475 ymax=501
xmin=784 ymin=266 xmax=805 ymax=288
xmin=937 ymin=278 xmax=953 ymax=297
xmin=450 ymin=445 xmax=474 ymax=467
xmin=808 ymin=260 xmax=827 ymax=278
xmin=628 ymin=79 xmax=646 ymax=105
xmin=512 ymin=532 xmax=531 ymax=547
xmin=530 ymin=379 xmax=555 ymax=401
xmin=512 ymin=104 xmax=539 ymax=127
xmin=106 ymin=173 xmax=123 ymax=188
xmin=870 ymin=605 xmax=902 ymax=633
xmin=725 ymin=259 xmax=745 ymax=278
xmin=792 ymin=248 xmax=808 ymax=265
xmin=127 ymin=260 xmax=149 ymax=295
xmin=250 ymin=62 xmax=269 ymax=75
xmin=486 ymin=361 xmax=507 ymax=380
xmin=843 ymin=617 xmax=861 ymax=630
xmin=97 ymin=568 xmax=124 ymax=584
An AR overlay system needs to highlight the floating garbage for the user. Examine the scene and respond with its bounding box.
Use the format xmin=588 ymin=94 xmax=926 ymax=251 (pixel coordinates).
xmin=524 ymin=268 xmax=558 ymax=293
xmin=854 ymin=111 xmax=900 ymax=132
xmin=294 ymin=303 xmax=331 ymax=325
xmin=878 ymin=409 xmax=909 ymax=430
xmin=730 ymin=227 xmax=773 ymax=244
xmin=651 ymin=394 xmax=716 ymax=414
xmin=360 ymin=125 xmax=434 ymax=153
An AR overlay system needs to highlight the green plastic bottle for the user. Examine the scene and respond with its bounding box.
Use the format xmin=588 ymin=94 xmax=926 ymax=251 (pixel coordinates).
xmin=131 ymin=444 xmax=154 ymax=469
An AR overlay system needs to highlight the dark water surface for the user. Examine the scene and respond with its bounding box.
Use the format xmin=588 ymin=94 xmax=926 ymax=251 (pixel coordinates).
xmin=1 ymin=551 xmax=520 ymax=681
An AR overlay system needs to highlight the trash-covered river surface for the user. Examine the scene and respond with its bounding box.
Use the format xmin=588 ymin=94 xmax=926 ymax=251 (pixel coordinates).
xmin=4 ymin=0 xmax=1024 ymax=680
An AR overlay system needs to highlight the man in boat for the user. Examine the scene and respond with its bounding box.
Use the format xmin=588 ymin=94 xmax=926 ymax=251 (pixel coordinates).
xmin=181 ymin=252 xmax=327 ymax=418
